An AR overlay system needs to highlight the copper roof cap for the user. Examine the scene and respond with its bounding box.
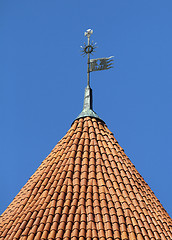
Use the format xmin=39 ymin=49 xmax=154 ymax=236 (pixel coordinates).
xmin=75 ymin=86 xmax=102 ymax=121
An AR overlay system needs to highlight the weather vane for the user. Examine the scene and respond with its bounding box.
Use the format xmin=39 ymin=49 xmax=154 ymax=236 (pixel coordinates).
xmin=81 ymin=29 xmax=114 ymax=87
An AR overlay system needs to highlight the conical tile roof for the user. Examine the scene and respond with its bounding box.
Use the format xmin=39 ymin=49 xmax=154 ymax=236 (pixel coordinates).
xmin=0 ymin=117 xmax=172 ymax=239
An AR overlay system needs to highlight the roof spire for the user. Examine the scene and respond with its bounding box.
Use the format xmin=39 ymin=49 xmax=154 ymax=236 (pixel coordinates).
xmin=76 ymin=29 xmax=101 ymax=121
xmin=85 ymin=28 xmax=93 ymax=88
xmin=76 ymin=29 xmax=114 ymax=121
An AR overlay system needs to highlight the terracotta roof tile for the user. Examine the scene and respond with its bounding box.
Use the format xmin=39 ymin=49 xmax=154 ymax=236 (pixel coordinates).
xmin=0 ymin=117 xmax=172 ymax=239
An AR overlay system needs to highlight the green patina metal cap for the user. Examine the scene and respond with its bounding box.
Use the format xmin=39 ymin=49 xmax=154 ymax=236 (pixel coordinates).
xmin=75 ymin=86 xmax=102 ymax=121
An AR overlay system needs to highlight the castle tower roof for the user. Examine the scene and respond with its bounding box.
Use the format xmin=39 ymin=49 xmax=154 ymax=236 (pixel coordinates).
xmin=1 ymin=29 xmax=172 ymax=239
xmin=0 ymin=116 xmax=172 ymax=239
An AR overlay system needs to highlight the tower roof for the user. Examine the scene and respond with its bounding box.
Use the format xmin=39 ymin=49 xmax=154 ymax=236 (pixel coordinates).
xmin=1 ymin=29 xmax=172 ymax=239
xmin=0 ymin=117 xmax=172 ymax=239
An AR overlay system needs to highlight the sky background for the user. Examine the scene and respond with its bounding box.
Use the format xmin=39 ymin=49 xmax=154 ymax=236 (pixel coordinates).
xmin=1 ymin=1 xmax=172 ymax=217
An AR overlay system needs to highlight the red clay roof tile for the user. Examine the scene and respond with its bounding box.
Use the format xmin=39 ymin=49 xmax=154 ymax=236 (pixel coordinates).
xmin=0 ymin=117 xmax=172 ymax=239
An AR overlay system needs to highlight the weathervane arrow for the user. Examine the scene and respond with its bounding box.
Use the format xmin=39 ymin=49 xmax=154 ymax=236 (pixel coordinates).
xmin=81 ymin=29 xmax=114 ymax=87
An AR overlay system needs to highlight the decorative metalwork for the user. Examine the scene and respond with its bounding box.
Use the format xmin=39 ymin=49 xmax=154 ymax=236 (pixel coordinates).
xmin=76 ymin=29 xmax=113 ymax=121
xmin=81 ymin=42 xmax=96 ymax=56
xmin=81 ymin=29 xmax=114 ymax=87
xmin=84 ymin=29 xmax=93 ymax=38
xmin=81 ymin=29 xmax=96 ymax=56
xmin=90 ymin=56 xmax=114 ymax=72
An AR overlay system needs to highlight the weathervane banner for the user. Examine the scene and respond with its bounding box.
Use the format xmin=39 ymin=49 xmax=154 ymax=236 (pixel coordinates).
xmin=90 ymin=56 xmax=114 ymax=72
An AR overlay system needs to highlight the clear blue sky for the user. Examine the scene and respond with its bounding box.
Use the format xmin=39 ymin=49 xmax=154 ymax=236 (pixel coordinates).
xmin=1 ymin=1 xmax=172 ymax=217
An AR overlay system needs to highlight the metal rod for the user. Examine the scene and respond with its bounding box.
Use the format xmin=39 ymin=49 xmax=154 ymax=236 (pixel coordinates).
xmin=87 ymin=36 xmax=90 ymax=87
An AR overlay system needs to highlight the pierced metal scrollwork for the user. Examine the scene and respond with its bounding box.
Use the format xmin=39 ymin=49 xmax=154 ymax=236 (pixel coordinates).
xmin=90 ymin=56 xmax=114 ymax=72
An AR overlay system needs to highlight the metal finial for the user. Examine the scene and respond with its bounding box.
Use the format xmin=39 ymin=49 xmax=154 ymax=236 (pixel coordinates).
xmin=75 ymin=29 xmax=102 ymax=122
xmin=81 ymin=29 xmax=95 ymax=87
xmin=84 ymin=29 xmax=93 ymax=38
xmin=75 ymin=29 xmax=113 ymax=122
xmin=80 ymin=29 xmax=98 ymax=88
xmin=81 ymin=29 xmax=96 ymax=56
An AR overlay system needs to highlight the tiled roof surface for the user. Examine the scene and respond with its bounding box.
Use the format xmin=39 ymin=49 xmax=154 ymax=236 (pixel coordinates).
xmin=0 ymin=117 xmax=172 ymax=239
